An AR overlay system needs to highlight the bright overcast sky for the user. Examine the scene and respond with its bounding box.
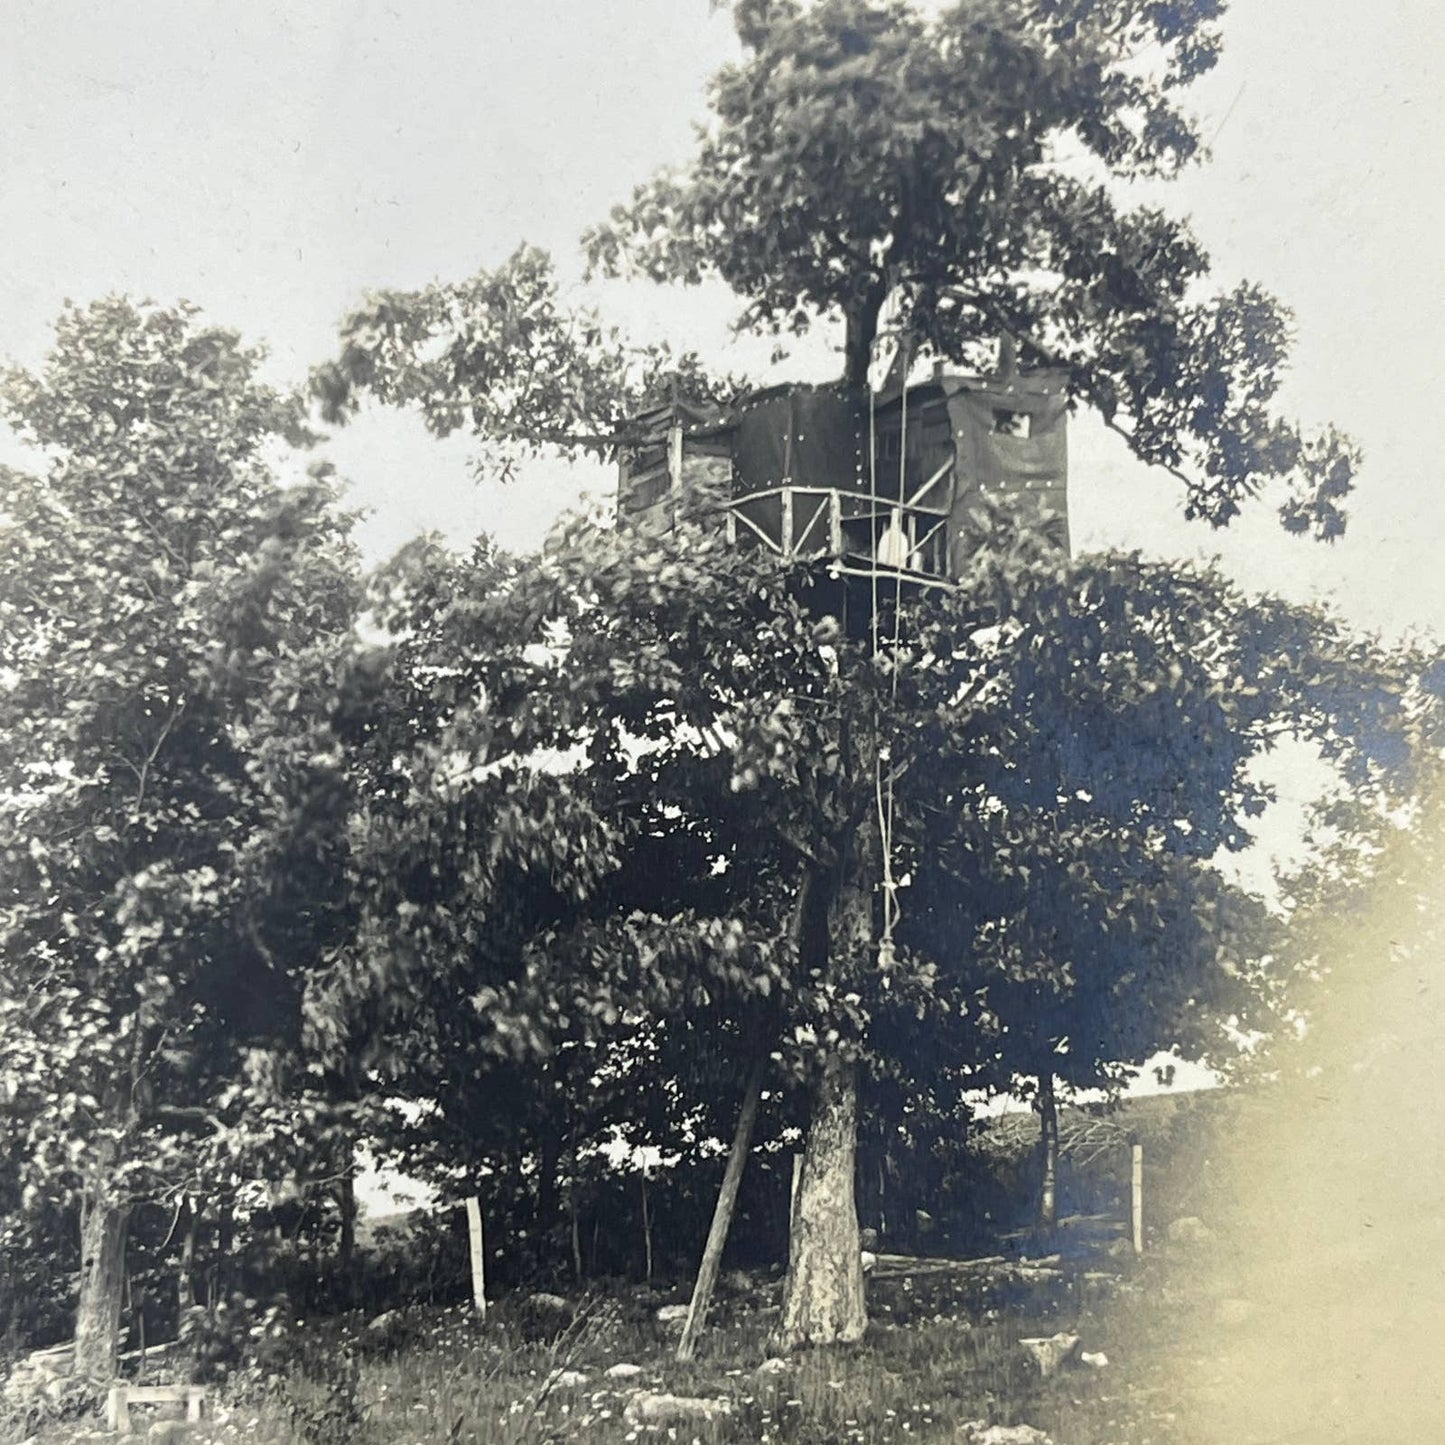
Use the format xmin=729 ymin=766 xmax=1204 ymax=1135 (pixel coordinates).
xmin=3 ymin=0 xmax=1444 ymax=644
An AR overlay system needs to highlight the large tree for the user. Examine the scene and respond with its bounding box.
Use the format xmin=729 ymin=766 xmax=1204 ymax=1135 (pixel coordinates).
xmin=310 ymin=499 xmax=1410 ymax=1349
xmin=0 ymin=301 xmax=361 ymax=1378
xmin=318 ymin=0 xmax=1399 ymax=1347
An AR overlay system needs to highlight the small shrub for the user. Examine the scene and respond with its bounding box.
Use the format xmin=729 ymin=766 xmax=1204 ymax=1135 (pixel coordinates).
xmin=178 ymin=1293 xmax=296 ymax=1384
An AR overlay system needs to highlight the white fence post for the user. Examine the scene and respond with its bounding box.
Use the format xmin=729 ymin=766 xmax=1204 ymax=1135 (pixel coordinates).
xmin=465 ymin=1196 xmax=487 ymax=1319
xmin=1130 ymin=1143 xmax=1144 ymax=1255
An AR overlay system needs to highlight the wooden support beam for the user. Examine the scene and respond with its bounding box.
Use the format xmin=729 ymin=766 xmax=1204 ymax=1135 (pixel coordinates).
xmin=676 ymin=1058 xmax=766 ymax=1362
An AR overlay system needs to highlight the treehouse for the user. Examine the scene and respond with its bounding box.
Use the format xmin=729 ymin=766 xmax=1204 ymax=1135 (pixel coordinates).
xmin=616 ymin=365 xmax=1070 ymax=618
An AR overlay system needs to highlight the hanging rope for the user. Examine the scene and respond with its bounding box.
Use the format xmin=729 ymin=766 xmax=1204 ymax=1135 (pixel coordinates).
xmin=866 ymin=300 xmax=913 ymax=975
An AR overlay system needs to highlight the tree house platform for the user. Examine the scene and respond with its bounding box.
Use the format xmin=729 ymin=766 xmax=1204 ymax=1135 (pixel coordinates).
xmin=616 ymin=370 xmax=1070 ymax=596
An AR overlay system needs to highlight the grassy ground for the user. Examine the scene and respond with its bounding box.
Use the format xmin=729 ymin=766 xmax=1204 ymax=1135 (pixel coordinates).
xmin=4 ymin=1243 xmax=1222 ymax=1445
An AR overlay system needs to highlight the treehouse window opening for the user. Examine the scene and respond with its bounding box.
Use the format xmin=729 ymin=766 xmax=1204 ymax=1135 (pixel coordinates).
xmin=993 ymin=409 xmax=1032 ymax=438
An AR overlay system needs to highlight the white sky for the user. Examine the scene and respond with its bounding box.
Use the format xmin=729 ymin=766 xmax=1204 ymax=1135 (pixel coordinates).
xmin=3 ymin=0 xmax=1444 ymax=644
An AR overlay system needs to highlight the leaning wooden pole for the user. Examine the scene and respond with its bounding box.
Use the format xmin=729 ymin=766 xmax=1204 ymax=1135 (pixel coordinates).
xmin=675 ymin=1055 xmax=767 ymax=1362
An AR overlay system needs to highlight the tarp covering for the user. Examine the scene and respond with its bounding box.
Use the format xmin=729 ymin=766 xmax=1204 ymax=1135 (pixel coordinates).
xmin=945 ymin=375 xmax=1070 ymax=564
xmin=730 ymin=386 xmax=868 ymax=497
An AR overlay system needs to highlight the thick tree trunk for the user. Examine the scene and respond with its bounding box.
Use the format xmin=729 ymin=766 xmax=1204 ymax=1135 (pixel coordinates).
xmin=1037 ymin=1072 xmax=1059 ymax=1231
xmin=677 ymin=1056 xmax=766 ymax=1361
xmin=774 ymin=814 xmax=876 ymax=1349
xmin=776 ymin=1052 xmax=866 ymax=1349
xmin=74 ymin=1174 xmax=129 ymax=1381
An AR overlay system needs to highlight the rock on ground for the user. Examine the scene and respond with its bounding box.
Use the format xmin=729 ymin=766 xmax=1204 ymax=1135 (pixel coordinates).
xmin=545 ymin=1369 xmax=588 ymax=1390
xmin=957 ymin=1423 xmax=1053 ymax=1444
xmin=654 ymin=1304 xmax=689 ymax=1325
xmin=2 ymin=1341 xmax=75 ymax=1403
xmin=147 ymin=1422 xmax=195 ymax=1445
xmin=1018 ymin=1332 xmax=1082 ymax=1378
xmin=751 ymin=1357 xmax=792 ymax=1400
xmin=604 ymin=1362 xmax=644 ymax=1380
xmin=624 ymin=1391 xmax=732 ymax=1426
xmin=1167 ymin=1215 xmax=1216 ymax=1245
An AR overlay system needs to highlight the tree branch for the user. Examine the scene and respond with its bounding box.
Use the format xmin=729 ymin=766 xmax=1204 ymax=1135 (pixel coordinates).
xmin=132 ymin=700 xmax=183 ymax=815
xmin=941 ymin=287 xmax=1205 ymax=498
xmin=152 ymin=1105 xmax=228 ymax=1136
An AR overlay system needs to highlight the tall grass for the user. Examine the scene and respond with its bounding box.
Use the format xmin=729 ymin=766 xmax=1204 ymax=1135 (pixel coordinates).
xmin=2 ymin=1252 xmax=1213 ymax=1444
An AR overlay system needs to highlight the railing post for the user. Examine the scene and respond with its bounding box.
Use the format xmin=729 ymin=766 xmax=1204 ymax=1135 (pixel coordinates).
xmin=829 ymin=491 xmax=842 ymax=557
xmin=781 ymin=489 xmax=794 ymax=560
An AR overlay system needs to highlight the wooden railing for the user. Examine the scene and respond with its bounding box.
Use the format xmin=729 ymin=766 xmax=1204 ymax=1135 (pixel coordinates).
xmin=725 ymin=484 xmax=952 ymax=583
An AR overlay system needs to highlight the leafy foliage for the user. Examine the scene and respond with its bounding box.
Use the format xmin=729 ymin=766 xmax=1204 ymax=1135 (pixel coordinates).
xmin=587 ymin=0 xmax=1355 ymax=535
xmin=0 ymin=299 xmax=362 ymax=1225
xmin=310 ymin=246 xmax=746 ymax=482
xmin=326 ymin=499 xmax=1417 ymax=1213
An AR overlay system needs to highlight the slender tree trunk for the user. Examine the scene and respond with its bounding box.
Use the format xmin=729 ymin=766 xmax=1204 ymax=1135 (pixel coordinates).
xmin=338 ymin=1171 xmax=357 ymax=1271
xmin=677 ymin=1056 xmax=766 ymax=1361
xmin=337 ymin=1165 xmax=357 ymax=1309
xmin=510 ymin=1140 xmax=527 ymax=1235
xmin=536 ymin=1132 xmax=561 ymax=1264
xmin=878 ymin=1152 xmax=888 ymax=1241
xmin=640 ymin=1169 xmax=654 ymax=1283
xmin=1037 ymin=1072 xmax=1059 ymax=1232
xmin=208 ymin=1197 xmax=233 ymax=1312
xmin=776 ymin=1052 xmax=866 ymax=1349
xmin=568 ymin=1141 xmax=583 ymax=1283
xmin=74 ymin=1166 xmax=129 ymax=1381
xmin=178 ymin=1196 xmax=200 ymax=1313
